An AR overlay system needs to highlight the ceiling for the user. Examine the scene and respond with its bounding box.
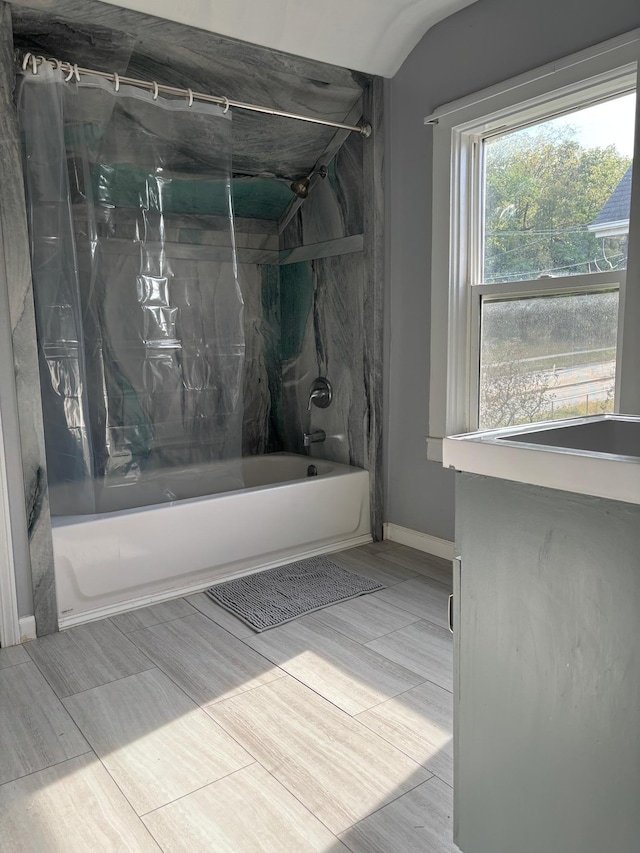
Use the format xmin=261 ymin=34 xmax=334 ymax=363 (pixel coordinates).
xmin=99 ymin=0 xmax=479 ymax=77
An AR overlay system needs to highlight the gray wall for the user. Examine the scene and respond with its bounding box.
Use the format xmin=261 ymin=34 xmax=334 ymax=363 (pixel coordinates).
xmin=384 ymin=0 xmax=640 ymax=542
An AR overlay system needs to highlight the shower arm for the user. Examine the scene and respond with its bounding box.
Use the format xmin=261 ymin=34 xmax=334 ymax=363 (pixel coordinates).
xmin=19 ymin=53 xmax=372 ymax=138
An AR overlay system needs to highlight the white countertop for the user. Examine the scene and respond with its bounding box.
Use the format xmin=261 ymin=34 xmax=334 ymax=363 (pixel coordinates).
xmin=443 ymin=414 xmax=640 ymax=506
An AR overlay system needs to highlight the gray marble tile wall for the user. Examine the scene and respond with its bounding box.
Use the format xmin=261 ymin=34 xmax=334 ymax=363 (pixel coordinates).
xmin=275 ymin=100 xmax=384 ymax=537
xmin=238 ymin=261 xmax=276 ymax=457
xmin=362 ymin=78 xmax=385 ymax=539
xmin=281 ymin=132 xmax=364 ymax=249
xmin=278 ymin=255 xmax=367 ymax=466
xmin=0 ymin=1 xmax=57 ymax=634
xmin=9 ymin=0 xmax=365 ymax=183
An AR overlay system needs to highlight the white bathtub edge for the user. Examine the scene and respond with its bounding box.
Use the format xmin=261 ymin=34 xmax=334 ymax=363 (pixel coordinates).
xmin=58 ymin=533 xmax=373 ymax=630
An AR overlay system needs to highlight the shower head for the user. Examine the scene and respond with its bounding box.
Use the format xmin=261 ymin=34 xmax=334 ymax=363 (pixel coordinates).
xmin=290 ymin=176 xmax=311 ymax=199
xmin=290 ymin=165 xmax=328 ymax=199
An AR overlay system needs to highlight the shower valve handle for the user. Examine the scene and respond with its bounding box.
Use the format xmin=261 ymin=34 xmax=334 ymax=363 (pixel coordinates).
xmin=307 ymin=377 xmax=333 ymax=411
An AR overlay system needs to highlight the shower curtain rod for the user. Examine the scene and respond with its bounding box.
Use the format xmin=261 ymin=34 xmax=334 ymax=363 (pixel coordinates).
xmin=20 ymin=52 xmax=372 ymax=137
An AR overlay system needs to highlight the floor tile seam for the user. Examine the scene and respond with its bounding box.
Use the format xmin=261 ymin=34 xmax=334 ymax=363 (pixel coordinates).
xmin=351 ymin=676 xmax=430 ymax=717
xmin=0 ymin=657 xmax=30 ymax=672
xmin=399 ymin=675 xmax=453 ymax=696
xmin=353 ymin=612 xmax=423 ymax=645
xmin=429 ymin=771 xmax=454 ymax=790
xmin=353 ymin=676 xmax=454 ymax=717
xmin=109 ymin=600 xmax=199 ymax=634
xmin=355 ymin=644 xmax=453 ymax=693
xmin=351 ymin=710 xmax=430 ymax=765
xmin=272 ymin=670 xmax=415 ymax=727
xmin=55 ymin=663 xmax=158 ymax=701
xmin=244 ymin=632 xmax=428 ymax=697
xmin=338 ymin=561 xmax=418 ymax=587
xmin=298 ymin=597 xmax=423 ymax=645
xmin=335 ymin=769 xmax=436 ymax=834
xmin=87 ymin=745 xmax=172 ymax=836
xmin=128 ymin=606 xmax=262 ymax=654
xmin=412 ymin=614 xmax=454 ymax=634
xmin=202 ymin=696 xmax=275 ymax=767
xmin=375 ymin=588 xmax=452 ymax=618
xmin=237 ymin=760 xmax=346 ymax=844
xmin=121 ymin=616 xmax=284 ymax=701
xmin=368 ymin=590 xmax=429 ymax=620
xmin=363 ymin=615 xmax=453 ymax=645
xmin=345 ymin=639 xmax=437 ymax=685
xmin=332 ymin=555 xmax=418 ymax=587
xmin=6 ymin=657 xmax=100 ymax=749
xmin=24 ymin=624 xmax=158 ymax=699
xmin=204 ymin=678 xmax=436 ymax=835
xmin=66 ymin=648 xmax=257 ymax=754
xmin=185 ymin=599 xmax=257 ymax=641
xmin=199 ymin=669 xmax=289 ymax=711
xmin=138 ymin=760 xmax=259 ymax=820
xmin=351 ymin=707 xmax=453 ymax=774
xmin=407 ymin=573 xmax=455 ymax=593
xmin=0 ymin=748 xmax=97 ymax=791
xmin=124 ymin=610 xmax=205 ymax=641
xmin=206 ymin=711 xmax=430 ymax=844
xmin=13 ymin=652 xmax=59 ymax=697
xmin=205 ymin=669 xmax=361 ymax=727
xmin=61 ymin=671 xmax=259 ymax=819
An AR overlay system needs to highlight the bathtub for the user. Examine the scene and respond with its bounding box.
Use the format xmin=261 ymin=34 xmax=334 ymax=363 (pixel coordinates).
xmin=52 ymin=453 xmax=371 ymax=627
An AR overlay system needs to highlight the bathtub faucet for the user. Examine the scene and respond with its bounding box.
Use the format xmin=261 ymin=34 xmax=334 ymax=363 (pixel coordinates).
xmin=303 ymin=429 xmax=326 ymax=447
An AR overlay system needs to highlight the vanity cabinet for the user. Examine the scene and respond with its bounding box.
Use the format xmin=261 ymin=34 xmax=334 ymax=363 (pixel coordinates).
xmin=453 ymin=472 xmax=640 ymax=853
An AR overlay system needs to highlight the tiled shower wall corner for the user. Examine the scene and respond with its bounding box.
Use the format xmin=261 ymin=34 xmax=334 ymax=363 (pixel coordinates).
xmin=238 ymin=129 xmax=376 ymax=481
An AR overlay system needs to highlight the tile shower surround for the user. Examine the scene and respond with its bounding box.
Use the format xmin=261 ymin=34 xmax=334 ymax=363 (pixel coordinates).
xmin=1 ymin=0 xmax=384 ymax=632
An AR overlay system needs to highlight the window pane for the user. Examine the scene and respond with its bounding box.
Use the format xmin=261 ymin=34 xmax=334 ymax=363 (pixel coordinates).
xmin=478 ymin=291 xmax=618 ymax=429
xmin=483 ymin=93 xmax=635 ymax=284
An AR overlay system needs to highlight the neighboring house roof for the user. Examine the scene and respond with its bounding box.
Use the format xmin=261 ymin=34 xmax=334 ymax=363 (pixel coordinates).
xmin=589 ymin=164 xmax=632 ymax=237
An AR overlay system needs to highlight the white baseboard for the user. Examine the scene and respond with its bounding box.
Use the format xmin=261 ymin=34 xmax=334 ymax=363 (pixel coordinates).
xmin=383 ymin=523 xmax=455 ymax=561
xmin=19 ymin=615 xmax=37 ymax=642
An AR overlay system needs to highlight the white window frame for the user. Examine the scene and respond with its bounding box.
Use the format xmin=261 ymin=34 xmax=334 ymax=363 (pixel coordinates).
xmin=428 ymin=29 xmax=640 ymax=462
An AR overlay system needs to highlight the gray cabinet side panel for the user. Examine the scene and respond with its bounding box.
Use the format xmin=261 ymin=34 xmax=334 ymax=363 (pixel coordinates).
xmin=455 ymin=473 xmax=640 ymax=853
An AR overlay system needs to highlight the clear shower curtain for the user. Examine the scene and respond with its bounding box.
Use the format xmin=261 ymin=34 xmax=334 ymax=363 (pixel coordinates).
xmin=18 ymin=64 xmax=245 ymax=515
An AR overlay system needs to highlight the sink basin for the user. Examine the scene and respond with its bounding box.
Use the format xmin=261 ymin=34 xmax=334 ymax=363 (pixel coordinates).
xmin=443 ymin=414 xmax=640 ymax=505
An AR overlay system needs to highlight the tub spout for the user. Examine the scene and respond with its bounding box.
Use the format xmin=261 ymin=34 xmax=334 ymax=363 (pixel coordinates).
xmin=303 ymin=429 xmax=326 ymax=447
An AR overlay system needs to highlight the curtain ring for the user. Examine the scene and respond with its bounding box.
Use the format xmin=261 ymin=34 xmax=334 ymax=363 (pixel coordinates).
xmin=30 ymin=53 xmax=39 ymax=75
xmin=113 ymin=72 xmax=120 ymax=92
xmin=54 ymin=58 xmax=63 ymax=71
xmin=222 ymin=96 xmax=230 ymax=114
xmin=152 ymin=81 xmax=159 ymax=101
xmin=64 ymin=63 xmax=75 ymax=82
xmin=186 ymin=88 xmax=194 ymax=107
xmin=21 ymin=52 xmax=32 ymax=71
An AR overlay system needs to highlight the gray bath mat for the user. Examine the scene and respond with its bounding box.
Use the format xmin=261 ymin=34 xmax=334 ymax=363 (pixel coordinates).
xmin=206 ymin=555 xmax=384 ymax=631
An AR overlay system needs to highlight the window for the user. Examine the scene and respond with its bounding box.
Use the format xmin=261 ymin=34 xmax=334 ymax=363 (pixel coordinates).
xmin=428 ymin=31 xmax=640 ymax=461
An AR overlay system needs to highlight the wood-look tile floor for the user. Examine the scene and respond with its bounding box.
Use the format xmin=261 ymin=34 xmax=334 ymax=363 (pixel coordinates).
xmin=0 ymin=542 xmax=459 ymax=852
